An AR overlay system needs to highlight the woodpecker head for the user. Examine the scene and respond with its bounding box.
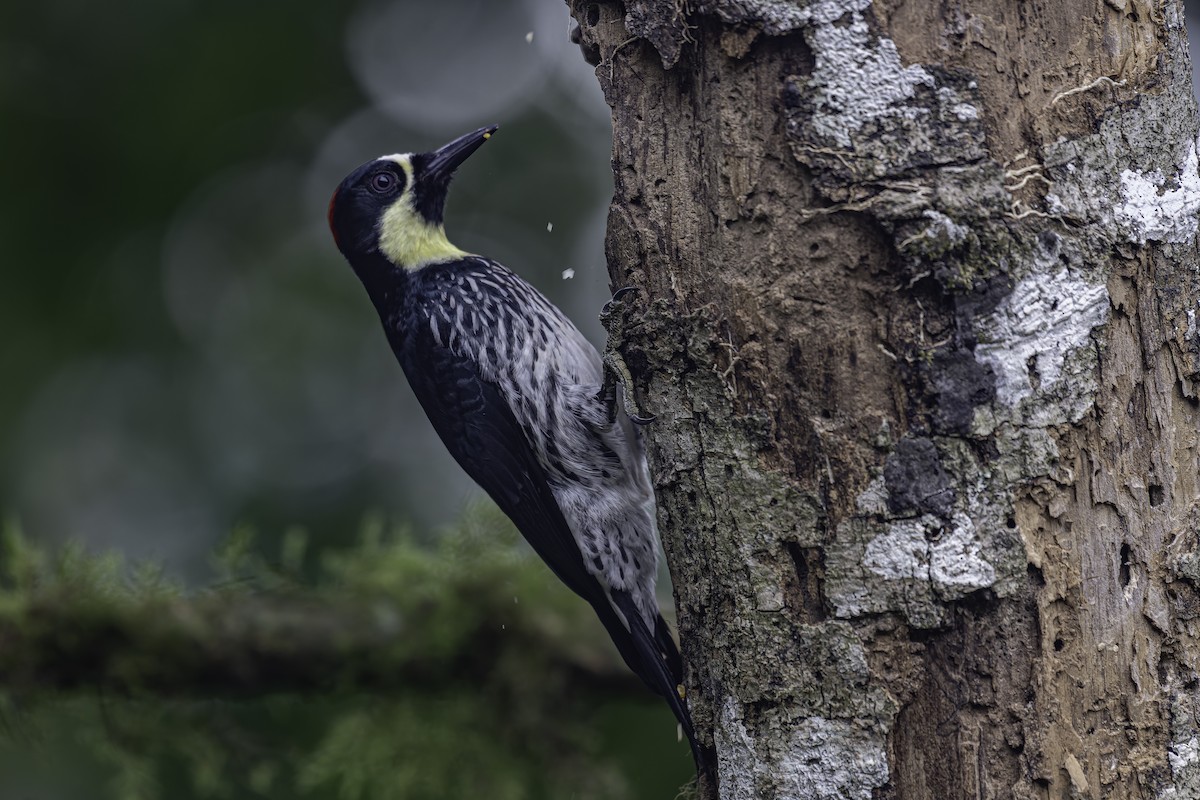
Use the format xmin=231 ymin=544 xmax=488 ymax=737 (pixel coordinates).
xmin=328 ymin=125 xmax=498 ymax=270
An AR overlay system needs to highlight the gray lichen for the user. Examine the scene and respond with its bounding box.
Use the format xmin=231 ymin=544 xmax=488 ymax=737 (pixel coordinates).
xmin=972 ymin=253 xmax=1109 ymax=417
xmin=714 ymin=622 xmax=893 ymax=799
xmin=770 ymin=3 xmax=1030 ymax=631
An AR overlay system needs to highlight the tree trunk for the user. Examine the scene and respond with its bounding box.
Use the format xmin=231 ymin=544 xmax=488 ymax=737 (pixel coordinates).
xmin=570 ymin=1 xmax=1200 ymax=797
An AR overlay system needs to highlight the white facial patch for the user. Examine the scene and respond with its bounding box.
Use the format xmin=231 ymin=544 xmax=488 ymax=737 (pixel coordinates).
xmin=374 ymin=154 xmax=468 ymax=268
xmin=379 ymin=153 xmax=414 ymax=172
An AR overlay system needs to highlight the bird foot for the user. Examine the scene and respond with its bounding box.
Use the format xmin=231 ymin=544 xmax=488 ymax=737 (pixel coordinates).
xmin=598 ymin=286 xmax=655 ymax=424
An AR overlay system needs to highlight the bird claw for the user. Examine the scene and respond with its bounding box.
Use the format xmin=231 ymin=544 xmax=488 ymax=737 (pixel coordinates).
xmin=599 ymin=286 xmax=655 ymax=424
xmin=601 ymin=286 xmax=638 ymax=318
xmin=598 ymin=359 xmax=635 ymax=424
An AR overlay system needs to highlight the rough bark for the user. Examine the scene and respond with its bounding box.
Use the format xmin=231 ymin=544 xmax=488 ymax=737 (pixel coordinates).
xmin=570 ymin=0 xmax=1200 ymax=797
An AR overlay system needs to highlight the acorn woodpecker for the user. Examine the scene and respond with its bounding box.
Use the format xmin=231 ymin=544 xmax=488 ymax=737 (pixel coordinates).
xmin=327 ymin=126 xmax=703 ymax=768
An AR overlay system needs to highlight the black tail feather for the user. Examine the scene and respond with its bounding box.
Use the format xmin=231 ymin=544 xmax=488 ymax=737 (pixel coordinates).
xmin=608 ymin=590 xmax=707 ymax=773
xmin=654 ymin=613 xmax=683 ymax=682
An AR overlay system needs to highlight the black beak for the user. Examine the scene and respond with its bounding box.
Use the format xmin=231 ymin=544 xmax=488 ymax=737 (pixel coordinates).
xmin=424 ymin=125 xmax=498 ymax=182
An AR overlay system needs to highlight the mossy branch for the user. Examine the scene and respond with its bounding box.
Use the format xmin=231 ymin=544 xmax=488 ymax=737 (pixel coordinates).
xmin=0 ymin=509 xmax=641 ymax=700
xmin=0 ymin=588 xmax=640 ymax=697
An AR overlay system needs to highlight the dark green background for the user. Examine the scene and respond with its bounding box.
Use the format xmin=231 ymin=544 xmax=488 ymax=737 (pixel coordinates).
xmin=1 ymin=0 xmax=617 ymax=565
xmin=0 ymin=1 xmax=692 ymax=796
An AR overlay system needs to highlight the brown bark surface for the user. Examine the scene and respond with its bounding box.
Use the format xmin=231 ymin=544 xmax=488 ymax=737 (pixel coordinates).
xmin=571 ymin=1 xmax=1200 ymax=797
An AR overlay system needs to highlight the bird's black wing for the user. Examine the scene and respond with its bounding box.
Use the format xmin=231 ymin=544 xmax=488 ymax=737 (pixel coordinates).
xmin=396 ymin=331 xmax=605 ymax=606
xmin=394 ymin=321 xmax=705 ymax=769
xmin=399 ymin=336 xmax=661 ymax=671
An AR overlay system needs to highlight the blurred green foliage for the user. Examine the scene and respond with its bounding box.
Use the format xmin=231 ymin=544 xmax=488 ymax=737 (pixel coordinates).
xmin=0 ymin=509 xmax=694 ymax=798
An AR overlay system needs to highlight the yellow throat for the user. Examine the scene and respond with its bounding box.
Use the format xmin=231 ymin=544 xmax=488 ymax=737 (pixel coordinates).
xmin=376 ymin=155 xmax=469 ymax=269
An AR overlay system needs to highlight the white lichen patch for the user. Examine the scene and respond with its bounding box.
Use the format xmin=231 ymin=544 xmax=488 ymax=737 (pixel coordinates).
xmin=716 ymin=699 xmax=889 ymax=800
xmin=854 ymin=475 xmax=889 ymax=515
xmin=863 ymin=513 xmax=996 ymax=595
xmin=974 ymin=267 xmax=1109 ymax=408
xmin=926 ymin=209 xmax=969 ymax=243
xmin=938 ymin=87 xmax=979 ymax=121
xmin=1161 ymin=689 xmax=1200 ymax=798
xmin=783 ymin=717 xmax=889 ymax=800
xmin=805 ymin=0 xmax=934 ymax=148
xmin=1043 ymin=192 xmax=1067 ymax=215
xmin=1116 ymin=142 xmax=1200 ymax=244
xmin=749 ymin=555 xmax=786 ymax=611
xmin=903 ymin=209 xmax=970 ymax=253
xmin=950 ymin=102 xmax=979 ymax=121
xmin=829 ymin=471 xmax=1017 ymax=628
xmin=1170 ymin=736 xmax=1200 ymax=775
xmin=715 ymin=698 xmax=759 ymax=800
xmin=1159 ymin=735 xmax=1200 ymax=798
xmin=863 ymin=518 xmax=928 ymax=581
xmin=930 ymin=513 xmax=997 ymax=591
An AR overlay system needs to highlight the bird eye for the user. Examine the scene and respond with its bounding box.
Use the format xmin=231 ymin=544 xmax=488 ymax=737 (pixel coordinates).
xmin=368 ymin=172 xmax=397 ymax=194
